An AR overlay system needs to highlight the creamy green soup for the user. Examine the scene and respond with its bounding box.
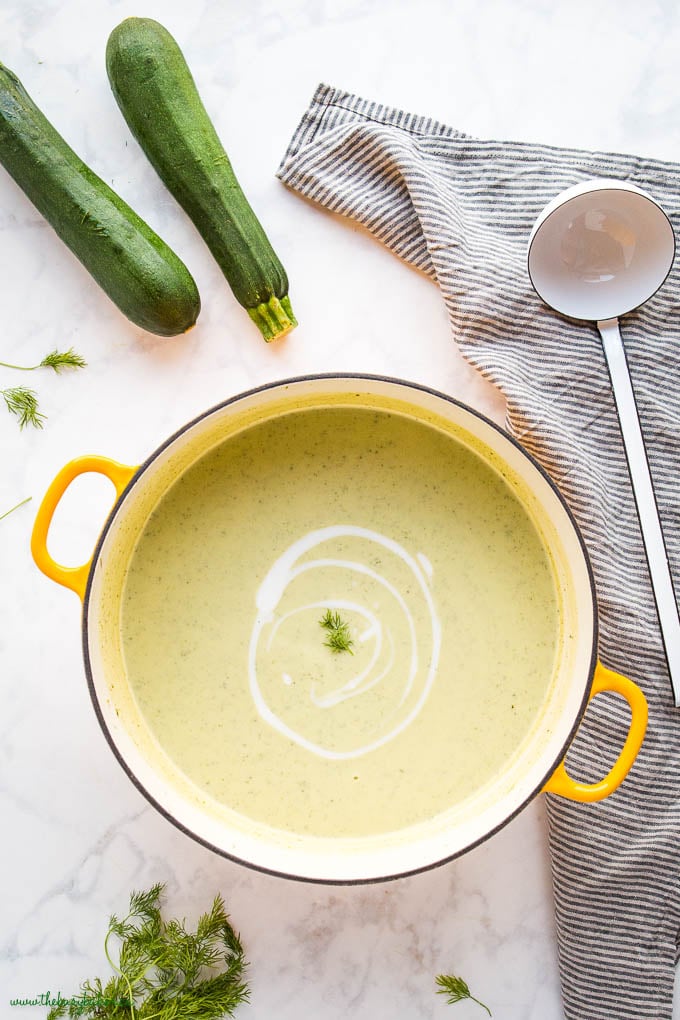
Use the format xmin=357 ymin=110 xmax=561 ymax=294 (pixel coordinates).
xmin=121 ymin=406 xmax=558 ymax=838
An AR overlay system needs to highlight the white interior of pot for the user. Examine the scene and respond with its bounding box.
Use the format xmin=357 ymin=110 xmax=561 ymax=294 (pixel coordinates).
xmin=84 ymin=376 xmax=595 ymax=882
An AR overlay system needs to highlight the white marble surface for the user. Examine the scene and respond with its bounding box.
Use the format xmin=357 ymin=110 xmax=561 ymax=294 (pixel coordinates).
xmin=1 ymin=0 xmax=679 ymax=1016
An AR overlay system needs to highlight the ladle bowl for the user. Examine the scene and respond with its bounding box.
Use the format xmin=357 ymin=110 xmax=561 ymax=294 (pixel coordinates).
xmin=528 ymin=179 xmax=675 ymax=321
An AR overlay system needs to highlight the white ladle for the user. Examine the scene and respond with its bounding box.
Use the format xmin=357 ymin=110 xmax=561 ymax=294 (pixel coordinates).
xmin=528 ymin=178 xmax=679 ymax=704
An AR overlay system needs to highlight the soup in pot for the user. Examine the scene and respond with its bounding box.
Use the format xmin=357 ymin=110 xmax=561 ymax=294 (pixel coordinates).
xmin=121 ymin=405 xmax=559 ymax=838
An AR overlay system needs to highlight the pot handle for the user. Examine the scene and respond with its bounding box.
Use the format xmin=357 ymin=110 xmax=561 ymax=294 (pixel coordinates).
xmin=31 ymin=455 xmax=137 ymax=602
xmin=542 ymin=661 xmax=648 ymax=802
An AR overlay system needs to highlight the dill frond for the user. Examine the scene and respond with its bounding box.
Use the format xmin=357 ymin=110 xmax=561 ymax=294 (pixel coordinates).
xmin=47 ymin=884 xmax=249 ymax=1020
xmin=436 ymin=974 xmax=492 ymax=1015
xmin=2 ymin=386 xmax=45 ymax=429
xmin=0 ymin=346 xmax=86 ymax=373
xmin=320 ymin=608 xmax=354 ymax=654
xmin=39 ymin=347 xmax=87 ymax=372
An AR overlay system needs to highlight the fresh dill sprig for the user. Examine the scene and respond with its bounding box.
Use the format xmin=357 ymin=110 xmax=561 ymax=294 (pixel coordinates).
xmin=436 ymin=974 xmax=492 ymax=1015
xmin=320 ymin=608 xmax=354 ymax=655
xmin=39 ymin=347 xmax=87 ymax=372
xmin=0 ymin=496 xmax=32 ymax=522
xmin=2 ymin=386 xmax=45 ymax=429
xmin=1 ymin=347 xmax=86 ymax=429
xmin=46 ymin=883 xmax=249 ymax=1020
xmin=0 ymin=346 xmax=87 ymax=373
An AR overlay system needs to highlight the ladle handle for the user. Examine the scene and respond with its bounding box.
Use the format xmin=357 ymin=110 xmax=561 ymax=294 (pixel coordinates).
xmin=598 ymin=317 xmax=680 ymax=705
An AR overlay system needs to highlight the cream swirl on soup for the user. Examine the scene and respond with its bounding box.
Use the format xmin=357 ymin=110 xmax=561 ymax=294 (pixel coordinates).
xmin=248 ymin=525 xmax=441 ymax=759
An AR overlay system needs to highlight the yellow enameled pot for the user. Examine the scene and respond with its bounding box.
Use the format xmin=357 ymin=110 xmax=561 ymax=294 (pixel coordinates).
xmin=31 ymin=375 xmax=647 ymax=883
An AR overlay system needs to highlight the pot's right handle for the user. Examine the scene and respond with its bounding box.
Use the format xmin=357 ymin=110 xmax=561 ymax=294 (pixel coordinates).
xmin=31 ymin=455 xmax=137 ymax=602
xmin=542 ymin=661 xmax=648 ymax=802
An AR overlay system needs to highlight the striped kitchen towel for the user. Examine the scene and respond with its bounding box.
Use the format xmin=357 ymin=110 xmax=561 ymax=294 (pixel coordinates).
xmin=277 ymin=84 xmax=680 ymax=1020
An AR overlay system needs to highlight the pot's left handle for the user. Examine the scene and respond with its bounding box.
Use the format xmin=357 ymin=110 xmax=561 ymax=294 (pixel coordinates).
xmin=31 ymin=455 xmax=137 ymax=602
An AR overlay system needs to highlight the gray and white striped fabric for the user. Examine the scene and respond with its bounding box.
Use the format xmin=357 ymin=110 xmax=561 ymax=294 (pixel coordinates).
xmin=277 ymin=84 xmax=680 ymax=1020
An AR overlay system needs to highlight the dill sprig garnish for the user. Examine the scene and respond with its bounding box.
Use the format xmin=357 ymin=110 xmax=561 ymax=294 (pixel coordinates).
xmin=0 ymin=346 xmax=87 ymax=373
xmin=320 ymin=608 xmax=354 ymax=655
xmin=46 ymin=883 xmax=249 ymax=1020
xmin=436 ymin=974 xmax=492 ymax=1015
xmin=1 ymin=346 xmax=86 ymax=428
xmin=2 ymin=386 xmax=45 ymax=429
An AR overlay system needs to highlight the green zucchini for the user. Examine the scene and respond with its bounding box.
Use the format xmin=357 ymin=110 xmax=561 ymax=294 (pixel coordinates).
xmin=106 ymin=17 xmax=297 ymax=342
xmin=0 ymin=62 xmax=200 ymax=337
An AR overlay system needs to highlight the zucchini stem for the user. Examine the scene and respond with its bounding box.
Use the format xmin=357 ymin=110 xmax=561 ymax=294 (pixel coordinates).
xmin=247 ymin=294 xmax=297 ymax=342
